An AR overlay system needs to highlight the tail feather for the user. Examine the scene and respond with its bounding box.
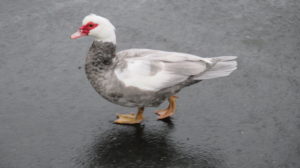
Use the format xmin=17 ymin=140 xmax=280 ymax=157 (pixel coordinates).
xmin=195 ymin=56 xmax=237 ymax=80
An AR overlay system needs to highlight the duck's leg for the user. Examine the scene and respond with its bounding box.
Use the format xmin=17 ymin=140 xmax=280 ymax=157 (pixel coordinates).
xmin=114 ymin=107 xmax=144 ymax=124
xmin=155 ymin=96 xmax=178 ymax=120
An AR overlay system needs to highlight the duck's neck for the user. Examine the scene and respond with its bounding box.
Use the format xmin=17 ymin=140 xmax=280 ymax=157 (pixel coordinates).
xmin=95 ymin=33 xmax=116 ymax=44
xmin=85 ymin=41 xmax=116 ymax=71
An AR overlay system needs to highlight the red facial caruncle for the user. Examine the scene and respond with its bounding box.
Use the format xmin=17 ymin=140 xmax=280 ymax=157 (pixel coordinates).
xmin=71 ymin=22 xmax=99 ymax=39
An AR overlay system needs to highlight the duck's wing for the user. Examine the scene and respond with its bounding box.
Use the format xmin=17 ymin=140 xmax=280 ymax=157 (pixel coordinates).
xmin=115 ymin=49 xmax=237 ymax=91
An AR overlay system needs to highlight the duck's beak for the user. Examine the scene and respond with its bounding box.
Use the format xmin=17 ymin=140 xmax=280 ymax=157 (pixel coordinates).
xmin=70 ymin=30 xmax=87 ymax=39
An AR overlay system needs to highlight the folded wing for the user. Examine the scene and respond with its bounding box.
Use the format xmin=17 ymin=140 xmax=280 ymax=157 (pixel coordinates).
xmin=114 ymin=49 xmax=237 ymax=91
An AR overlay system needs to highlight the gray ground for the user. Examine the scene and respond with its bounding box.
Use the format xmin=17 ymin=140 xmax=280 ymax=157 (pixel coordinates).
xmin=1 ymin=0 xmax=300 ymax=168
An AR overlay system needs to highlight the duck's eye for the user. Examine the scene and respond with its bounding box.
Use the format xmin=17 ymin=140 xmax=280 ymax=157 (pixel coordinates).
xmin=89 ymin=24 xmax=93 ymax=27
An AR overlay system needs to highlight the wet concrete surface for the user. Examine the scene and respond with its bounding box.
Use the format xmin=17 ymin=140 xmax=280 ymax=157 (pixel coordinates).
xmin=0 ymin=0 xmax=300 ymax=167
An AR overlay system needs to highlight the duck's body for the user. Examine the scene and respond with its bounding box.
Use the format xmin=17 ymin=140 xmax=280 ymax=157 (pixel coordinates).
xmin=72 ymin=14 xmax=238 ymax=124
xmin=85 ymin=41 xmax=195 ymax=108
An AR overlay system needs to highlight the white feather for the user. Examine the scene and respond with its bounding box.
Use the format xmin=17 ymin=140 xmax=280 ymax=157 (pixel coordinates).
xmin=115 ymin=59 xmax=186 ymax=91
xmin=195 ymin=56 xmax=237 ymax=80
xmin=114 ymin=50 xmax=237 ymax=91
xmin=115 ymin=49 xmax=209 ymax=91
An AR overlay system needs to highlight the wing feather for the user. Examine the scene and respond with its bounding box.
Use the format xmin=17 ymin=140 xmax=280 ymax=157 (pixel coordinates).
xmin=114 ymin=49 xmax=210 ymax=91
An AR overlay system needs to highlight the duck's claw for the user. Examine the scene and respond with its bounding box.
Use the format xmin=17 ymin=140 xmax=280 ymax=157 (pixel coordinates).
xmin=155 ymin=95 xmax=177 ymax=120
xmin=114 ymin=108 xmax=144 ymax=125
xmin=155 ymin=109 xmax=175 ymax=119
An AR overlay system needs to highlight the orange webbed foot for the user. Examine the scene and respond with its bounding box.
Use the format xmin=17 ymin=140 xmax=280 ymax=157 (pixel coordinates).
xmin=155 ymin=96 xmax=178 ymax=120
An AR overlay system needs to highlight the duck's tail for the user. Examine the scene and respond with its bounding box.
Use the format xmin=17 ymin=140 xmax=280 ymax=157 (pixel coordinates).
xmin=195 ymin=56 xmax=237 ymax=80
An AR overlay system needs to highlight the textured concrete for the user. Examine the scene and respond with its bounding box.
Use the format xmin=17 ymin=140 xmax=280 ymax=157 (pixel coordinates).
xmin=0 ymin=0 xmax=299 ymax=168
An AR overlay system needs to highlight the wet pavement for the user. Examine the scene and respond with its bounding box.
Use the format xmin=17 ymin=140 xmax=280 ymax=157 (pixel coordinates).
xmin=0 ymin=0 xmax=300 ymax=168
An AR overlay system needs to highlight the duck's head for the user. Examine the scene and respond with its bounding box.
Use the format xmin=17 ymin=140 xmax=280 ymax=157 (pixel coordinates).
xmin=71 ymin=14 xmax=116 ymax=44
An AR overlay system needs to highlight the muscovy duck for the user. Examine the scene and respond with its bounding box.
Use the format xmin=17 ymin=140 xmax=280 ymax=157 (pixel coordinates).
xmin=71 ymin=14 xmax=237 ymax=124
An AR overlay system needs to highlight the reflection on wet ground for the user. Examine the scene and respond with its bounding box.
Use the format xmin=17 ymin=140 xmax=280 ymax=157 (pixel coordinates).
xmin=76 ymin=119 xmax=226 ymax=168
